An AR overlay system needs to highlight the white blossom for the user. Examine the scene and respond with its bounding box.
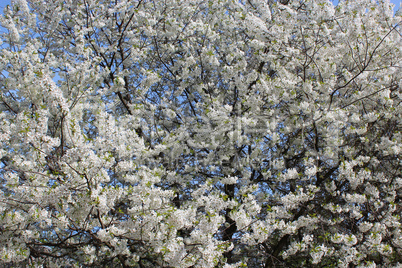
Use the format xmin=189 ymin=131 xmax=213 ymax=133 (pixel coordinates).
xmin=0 ymin=0 xmax=401 ymax=266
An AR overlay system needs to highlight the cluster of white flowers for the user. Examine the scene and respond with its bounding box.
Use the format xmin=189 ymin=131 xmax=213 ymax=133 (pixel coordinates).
xmin=0 ymin=0 xmax=401 ymax=267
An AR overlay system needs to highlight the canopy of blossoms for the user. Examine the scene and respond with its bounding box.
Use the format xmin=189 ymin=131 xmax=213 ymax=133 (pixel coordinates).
xmin=0 ymin=0 xmax=401 ymax=267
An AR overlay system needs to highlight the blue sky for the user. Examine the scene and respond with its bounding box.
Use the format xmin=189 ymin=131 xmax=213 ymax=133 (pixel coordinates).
xmin=0 ymin=0 xmax=10 ymax=11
